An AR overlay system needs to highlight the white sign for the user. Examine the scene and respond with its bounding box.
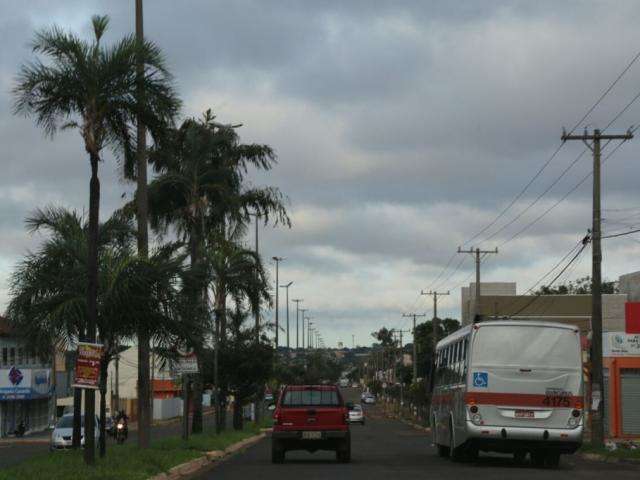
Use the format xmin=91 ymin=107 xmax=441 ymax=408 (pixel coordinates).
xmin=0 ymin=368 xmax=50 ymax=400
xmin=603 ymin=332 xmax=640 ymax=357
xmin=175 ymin=354 xmax=199 ymax=374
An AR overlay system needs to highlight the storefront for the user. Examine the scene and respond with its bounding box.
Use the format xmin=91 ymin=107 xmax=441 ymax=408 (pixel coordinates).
xmin=603 ymin=332 xmax=640 ymax=438
xmin=0 ymin=367 xmax=51 ymax=437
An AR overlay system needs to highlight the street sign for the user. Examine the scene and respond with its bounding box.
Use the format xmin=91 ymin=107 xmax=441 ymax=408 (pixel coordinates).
xmin=72 ymin=342 xmax=103 ymax=389
xmin=175 ymin=353 xmax=199 ymax=374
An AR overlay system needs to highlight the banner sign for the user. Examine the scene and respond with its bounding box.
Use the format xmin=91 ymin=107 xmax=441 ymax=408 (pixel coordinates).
xmin=603 ymin=332 xmax=640 ymax=357
xmin=0 ymin=368 xmax=51 ymax=400
xmin=175 ymin=353 xmax=199 ymax=374
xmin=73 ymin=342 xmax=103 ymax=389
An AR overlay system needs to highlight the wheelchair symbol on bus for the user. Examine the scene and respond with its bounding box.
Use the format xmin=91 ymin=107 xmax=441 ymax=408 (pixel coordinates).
xmin=473 ymin=372 xmax=488 ymax=388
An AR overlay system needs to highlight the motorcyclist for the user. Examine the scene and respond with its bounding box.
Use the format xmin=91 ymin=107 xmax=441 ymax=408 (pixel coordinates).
xmin=115 ymin=410 xmax=129 ymax=439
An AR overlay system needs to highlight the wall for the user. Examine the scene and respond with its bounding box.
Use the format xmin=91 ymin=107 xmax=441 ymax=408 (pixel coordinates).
xmin=152 ymin=397 xmax=182 ymax=420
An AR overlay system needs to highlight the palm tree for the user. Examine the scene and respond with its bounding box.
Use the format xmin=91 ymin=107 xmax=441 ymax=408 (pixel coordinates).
xmin=13 ymin=15 xmax=179 ymax=462
xmin=8 ymin=207 xmax=186 ymax=457
xmin=146 ymin=110 xmax=289 ymax=432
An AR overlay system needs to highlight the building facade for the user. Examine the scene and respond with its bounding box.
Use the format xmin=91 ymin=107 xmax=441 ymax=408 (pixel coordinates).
xmin=0 ymin=317 xmax=52 ymax=437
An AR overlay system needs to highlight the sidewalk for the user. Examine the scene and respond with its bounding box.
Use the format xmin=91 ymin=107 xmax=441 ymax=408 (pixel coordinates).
xmin=0 ymin=409 xmax=216 ymax=447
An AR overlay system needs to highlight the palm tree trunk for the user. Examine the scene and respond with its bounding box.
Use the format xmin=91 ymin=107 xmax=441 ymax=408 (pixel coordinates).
xmin=232 ymin=397 xmax=243 ymax=430
xmin=136 ymin=0 xmax=152 ymax=450
xmin=191 ymin=351 xmax=203 ymax=434
xmin=214 ymin=284 xmax=227 ymax=431
xmin=189 ymin=224 xmax=204 ymax=434
xmin=72 ymin=386 xmax=82 ymax=448
xmin=99 ymin=356 xmax=108 ymax=457
xmin=84 ymin=152 xmax=100 ymax=465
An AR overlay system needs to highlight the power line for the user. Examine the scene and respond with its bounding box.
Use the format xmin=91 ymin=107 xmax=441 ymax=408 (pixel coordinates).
xmin=603 ymin=227 xmax=640 ymax=239
xmin=461 ymin=47 xmax=640 ymax=249
xmin=512 ymin=234 xmax=591 ymax=316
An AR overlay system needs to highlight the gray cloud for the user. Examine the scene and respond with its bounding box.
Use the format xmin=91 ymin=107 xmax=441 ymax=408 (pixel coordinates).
xmin=2 ymin=1 xmax=640 ymax=346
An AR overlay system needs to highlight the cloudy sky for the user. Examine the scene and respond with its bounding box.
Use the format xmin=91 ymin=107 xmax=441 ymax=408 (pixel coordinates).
xmin=2 ymin=1 xmax=640 ymax=348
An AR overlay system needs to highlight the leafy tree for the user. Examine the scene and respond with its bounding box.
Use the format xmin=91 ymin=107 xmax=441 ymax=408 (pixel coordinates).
xmin=13 ymin=15 xmax=179 ymax=461
xmin=535 ymin=276 xmax=619 ymax=295
xmin=372 ymin=327 xmax=395 ymax=347
xmin=413 ymin=318 xmax=460 ymax=380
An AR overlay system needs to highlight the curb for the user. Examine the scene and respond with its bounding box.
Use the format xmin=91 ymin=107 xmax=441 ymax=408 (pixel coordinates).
xmin=578 ymin=452 xmax=640 ymax=465
xmin=147 ymin=432 xmax=266 ymax=480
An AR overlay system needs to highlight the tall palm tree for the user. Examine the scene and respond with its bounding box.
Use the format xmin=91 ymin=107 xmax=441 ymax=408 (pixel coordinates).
xmin=13 ymin=15 xmax=179 ymax=462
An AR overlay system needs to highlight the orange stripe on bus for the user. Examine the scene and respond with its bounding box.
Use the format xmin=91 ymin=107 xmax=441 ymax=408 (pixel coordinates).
xmin=463 ymin=392 xmax=582 ymax=408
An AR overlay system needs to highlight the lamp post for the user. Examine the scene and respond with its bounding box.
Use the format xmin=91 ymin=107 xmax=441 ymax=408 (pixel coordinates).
xmin=279 ymin=282 xmax=293 ymax=349
xmin=272 ymin=257 xmax=284 ymax=349
xmin=292 ymin=299 xmax=303 ymax=349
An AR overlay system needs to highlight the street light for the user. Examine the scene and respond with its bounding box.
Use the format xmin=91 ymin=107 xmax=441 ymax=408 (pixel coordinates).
xmin=272 ymin=257 xmax=284 ymax=349
xmin=299 ymin=308 xmax=308 ymax=349
xmin=279 ymin=281 xmax=293 ymax=349
xmin=291 ymin=299 xmax=303 ymax=349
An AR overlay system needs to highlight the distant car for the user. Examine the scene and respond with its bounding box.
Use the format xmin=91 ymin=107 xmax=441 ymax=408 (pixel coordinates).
xmin=50 ymin=414 xmax=100 ymax=450
xmin=351 ymin=383 xmax=359 ymax=388
xmin=271 ymin=384 xmax=351 ymax=463
xmin=348 ymin=404 xmax=365 ymax=425
xmin=363 ymin=394 xmax=376 ymax=405
xmin=339 ymin=378 xmax=349 ymax=388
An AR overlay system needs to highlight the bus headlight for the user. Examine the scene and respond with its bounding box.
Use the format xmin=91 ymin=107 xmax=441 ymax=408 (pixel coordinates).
xmin=471 ymin=413 xmax=483 ymax=425
xmin=567 ymin=410 xmax=581 ymax=427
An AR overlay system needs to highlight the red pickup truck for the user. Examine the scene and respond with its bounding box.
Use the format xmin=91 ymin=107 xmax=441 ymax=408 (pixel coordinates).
xmin=271 ymin=384 xmax=351 ymax=463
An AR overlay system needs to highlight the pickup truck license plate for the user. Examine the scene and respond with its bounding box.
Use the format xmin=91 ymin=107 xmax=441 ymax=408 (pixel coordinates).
xmin=302 ymin=431 xmax=322 ymax=440
xmin=514 ymin=409 xmax=535 ymax=418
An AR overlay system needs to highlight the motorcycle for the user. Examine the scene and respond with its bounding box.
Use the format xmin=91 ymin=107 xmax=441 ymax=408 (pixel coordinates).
xmin=115 ymin=420 xmax=127 ymax=444
xmin=14 ymin=421 xmax=26 ymax=438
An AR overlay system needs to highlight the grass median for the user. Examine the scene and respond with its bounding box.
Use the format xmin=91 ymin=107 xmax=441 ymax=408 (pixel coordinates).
xmin=579 ymin=442 xmax=640 ymax=461
xmin=0 ymin=423 xmax=262 ymax=480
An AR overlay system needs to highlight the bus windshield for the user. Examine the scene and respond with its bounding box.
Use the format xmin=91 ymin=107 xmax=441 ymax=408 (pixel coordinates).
xmin=471 ymin=325 xmax=580 ymax=368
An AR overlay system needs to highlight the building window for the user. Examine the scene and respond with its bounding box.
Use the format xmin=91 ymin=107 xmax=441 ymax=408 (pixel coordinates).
xmin=1 ymin=348 xmax=7 ymax=366
xmin=17 ymin=348 xmax=24 ymax=366
xmin=9 ymin=348 xmax=15 ymax=365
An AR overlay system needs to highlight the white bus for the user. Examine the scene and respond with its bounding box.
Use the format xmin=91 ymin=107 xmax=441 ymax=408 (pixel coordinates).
xmin=430 ymin=320 xmax=583 ymax=467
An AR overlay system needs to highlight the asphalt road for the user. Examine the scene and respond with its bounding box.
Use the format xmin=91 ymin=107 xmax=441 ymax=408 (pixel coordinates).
xmin=195 ymin=388 xmax=639 ymax=480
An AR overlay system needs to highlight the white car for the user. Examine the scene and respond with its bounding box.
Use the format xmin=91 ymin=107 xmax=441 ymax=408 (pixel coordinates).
xmin=348 ymin=404 xmax=365 ymax=425
xmin=362 ymin=394 xmax=376 ymax=405
xmin=50 ymin=413 xmax=100 ymax=450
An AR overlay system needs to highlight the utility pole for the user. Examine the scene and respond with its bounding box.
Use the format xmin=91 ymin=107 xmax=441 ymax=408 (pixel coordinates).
xmin=272 ymin=257 xmax=284 ymax=350
xmin=292 ymin=299 xmax=303 ymax=349
xmin=300 ymin=308 xmax=308 ymax=349
xmin=457 ymin=247 xmax=498 ymax=323
xmin=280 ymin=282 xmax=293 ymax=349
xmin=561 ymin=127 xmax=633 ymax=448
xmin=305 ymin=318 xmax=313 ymax=349
xmin=254 ymin=214 xmax=260 ymax=341
xmin=421 ymin=290 xmax=450 ymax=392
xmin=403 ymin=313 xmax=426 ymax=382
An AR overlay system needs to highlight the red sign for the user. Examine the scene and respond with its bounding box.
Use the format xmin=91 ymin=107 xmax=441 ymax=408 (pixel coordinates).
xmin=72 ymin=342 xmax=103 ymax=389
xmin=625 ymin=302 xmax=640 ymax=334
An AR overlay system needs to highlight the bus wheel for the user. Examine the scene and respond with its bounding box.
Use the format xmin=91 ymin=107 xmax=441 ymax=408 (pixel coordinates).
xmin=531 ymin=450 xmax=545 ymax=468
xmin=513 ymin=450 xmax=527 ymax=465
xmin=544 ymin=452 xmax=560 ymax=468
xmin=437 ymin=444 xmax=450 ymax=457
xmin=449 ymin=419 xmax=463 ymax=462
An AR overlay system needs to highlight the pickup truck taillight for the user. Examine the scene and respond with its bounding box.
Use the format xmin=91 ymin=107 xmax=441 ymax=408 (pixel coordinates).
xmin=343 ymin=409 xmax=349 ymax=424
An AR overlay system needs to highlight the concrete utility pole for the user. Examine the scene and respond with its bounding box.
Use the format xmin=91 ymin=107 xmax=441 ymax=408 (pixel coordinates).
xmin=305 ymin=318 xmax=313 ymax=349
xmin=561 ymin=127 xmax=633 ymax=448
xmin=300 ymin=308 xmax=308 ymax=349
xmin=292 ymin=299 xmax=303 ymax=349
xmin=457 ymin=247 xmax=498 ymax=323
xmin=403 ymin=313 xmax=426 ymax=382
xmin=272 ymin=257 xmax=284 ymax=349
xmin=254 ymin=214 xmax=260 ymax=341
xmin=421 ymin=290 xmax=450 ymax=391
xmin=280 ymin=282 xmax=293 ymax=349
